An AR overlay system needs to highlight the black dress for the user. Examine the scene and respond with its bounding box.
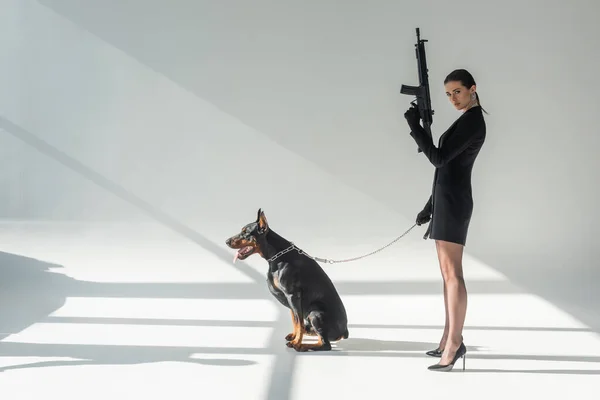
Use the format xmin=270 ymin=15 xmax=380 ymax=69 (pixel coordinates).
xmin=408 ymin=105 xmax=486 ymax=246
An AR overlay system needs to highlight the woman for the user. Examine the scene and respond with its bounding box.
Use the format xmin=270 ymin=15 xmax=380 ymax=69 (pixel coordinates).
xmin=404 ymin=68 xmax=487 ymax=372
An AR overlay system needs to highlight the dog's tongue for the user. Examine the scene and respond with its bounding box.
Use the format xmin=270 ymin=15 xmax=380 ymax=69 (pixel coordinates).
xmin=233 ymin=251 xmax=239 ymax=263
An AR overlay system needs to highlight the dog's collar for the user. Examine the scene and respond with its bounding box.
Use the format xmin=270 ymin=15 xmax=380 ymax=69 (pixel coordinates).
xmin=266 ymin=242 xmax=332 ymax=264
xmin=266 ymin=242 xmax=298 ymax=263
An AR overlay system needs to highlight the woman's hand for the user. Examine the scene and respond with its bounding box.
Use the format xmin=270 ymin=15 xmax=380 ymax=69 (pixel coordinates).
xmin=416 ymin=208 xmax=432 ymax=225
xmin=404 ymin=104 xmax=421 ymax=126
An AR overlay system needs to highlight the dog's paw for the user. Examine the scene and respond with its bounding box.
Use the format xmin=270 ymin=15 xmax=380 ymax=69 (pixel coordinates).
xmin=285 ymin=341 xmax=308 ymax=352
xmin=285 ymin=333 xmax=295 ymax=341
xmin=293 ymin=344 xmax=309 ymax=352
xmin=287 ymin=342 xmax=308 ymax=352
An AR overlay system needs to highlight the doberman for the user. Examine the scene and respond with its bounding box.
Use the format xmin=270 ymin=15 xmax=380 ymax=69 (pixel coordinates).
xmin=225 ymin=208 xmax=349 ymax=352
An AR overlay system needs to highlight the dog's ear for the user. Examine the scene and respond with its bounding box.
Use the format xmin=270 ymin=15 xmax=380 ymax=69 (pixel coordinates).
xmin=257 ymin=209 xmax=269 ymax=233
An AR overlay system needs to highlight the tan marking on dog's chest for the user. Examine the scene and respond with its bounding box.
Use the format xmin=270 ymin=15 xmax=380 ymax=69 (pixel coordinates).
xmin=272 ymin=273 xmax=281 ymax=290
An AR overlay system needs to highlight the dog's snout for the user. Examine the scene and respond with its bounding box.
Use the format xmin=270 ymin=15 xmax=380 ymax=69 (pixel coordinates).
xmin=225 ymin=237 xmax=232 ymax=246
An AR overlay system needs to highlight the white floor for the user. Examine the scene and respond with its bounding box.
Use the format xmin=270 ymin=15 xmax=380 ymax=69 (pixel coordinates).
xmin=0 ymin=221 xmax=599 ymax=400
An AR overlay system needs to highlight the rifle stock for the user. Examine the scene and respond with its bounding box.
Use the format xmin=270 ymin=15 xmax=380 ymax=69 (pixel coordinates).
xmin=400 ymin=27 xmax=434 ymax=153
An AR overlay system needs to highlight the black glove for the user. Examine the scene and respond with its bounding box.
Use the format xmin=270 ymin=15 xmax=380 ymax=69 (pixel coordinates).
xmin=404 ymin=104 xmax=421 ymax=127
xmin=416 ymin=208 xmax=431 ymax=226
xmin=416 ymin=196 xmax=432 ymax=226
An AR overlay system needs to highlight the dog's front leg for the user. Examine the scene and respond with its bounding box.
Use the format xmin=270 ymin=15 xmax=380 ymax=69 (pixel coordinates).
xmin=285 ymin=290 xmax=306 ymax=352
xmin=286 ymin=309 xmax=298 ymax=341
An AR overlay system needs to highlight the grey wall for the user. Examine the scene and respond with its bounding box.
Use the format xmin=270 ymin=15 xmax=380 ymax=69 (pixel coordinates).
xmin=1 ymin=1 xmax=598 ymax=329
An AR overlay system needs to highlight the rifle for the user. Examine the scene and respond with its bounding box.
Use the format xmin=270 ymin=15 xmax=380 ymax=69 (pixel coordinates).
xmin=400 ymin=27 xmax=434 ymax=153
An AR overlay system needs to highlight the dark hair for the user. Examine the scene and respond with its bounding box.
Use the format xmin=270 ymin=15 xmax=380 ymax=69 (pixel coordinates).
xmin=444 ymin=69 xmax=488 ymax=114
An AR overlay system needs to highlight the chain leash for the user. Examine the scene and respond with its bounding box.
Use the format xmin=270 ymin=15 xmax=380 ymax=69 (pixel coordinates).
xmin=267 ymin=223 xmax=418 ymax=264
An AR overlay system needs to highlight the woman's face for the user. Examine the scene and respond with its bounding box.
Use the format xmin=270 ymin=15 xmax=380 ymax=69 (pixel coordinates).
xmin=445 ymin=81 xmax=476 ymax=111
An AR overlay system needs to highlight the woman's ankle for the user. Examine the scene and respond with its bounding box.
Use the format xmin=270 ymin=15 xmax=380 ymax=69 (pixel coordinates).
xmin=445 ymin=335 xmax=464 ymax=349
xmin=438 ymin=335 xmax=449 ymax=348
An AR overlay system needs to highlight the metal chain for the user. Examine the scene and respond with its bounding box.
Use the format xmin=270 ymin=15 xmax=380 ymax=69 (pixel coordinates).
xmin=267 ymin=223 xmax=418 ymax=264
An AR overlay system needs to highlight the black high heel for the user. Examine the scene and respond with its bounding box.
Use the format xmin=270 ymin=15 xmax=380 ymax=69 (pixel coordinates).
xmin=425 ymin=348 xmax=443 ymax=357
xmin=427 ymin=343 xmax=467 ymax=372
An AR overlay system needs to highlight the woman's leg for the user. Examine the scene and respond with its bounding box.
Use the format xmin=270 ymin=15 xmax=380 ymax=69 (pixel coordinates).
xmin=435 ymin=239 xmax=467 ymax=366
xmin=435 ymin=240 xmax=450 ymax=351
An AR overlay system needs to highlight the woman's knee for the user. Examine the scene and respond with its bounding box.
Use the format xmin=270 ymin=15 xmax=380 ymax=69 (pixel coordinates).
xmin=441 ymin=263 xmax=464 ymax=282
xmin=436 ymin=240 xmax=465 ymax=281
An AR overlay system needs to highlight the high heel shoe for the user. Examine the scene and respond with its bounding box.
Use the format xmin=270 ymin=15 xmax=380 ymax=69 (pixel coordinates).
xmin=427 ymin=342 xmax=467 ymax=372
xmin=425 ymin=347 xmax=443 ymax=357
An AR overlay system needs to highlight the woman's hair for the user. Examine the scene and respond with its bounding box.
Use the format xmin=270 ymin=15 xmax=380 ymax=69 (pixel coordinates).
xmin=444 ymin=69 xmax=488 ymax=114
